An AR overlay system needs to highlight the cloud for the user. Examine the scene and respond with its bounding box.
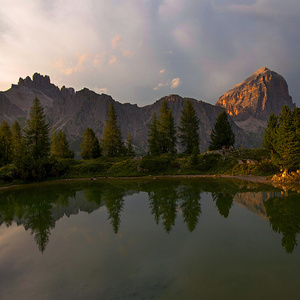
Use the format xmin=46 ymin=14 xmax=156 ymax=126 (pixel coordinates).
xmin=111 ymin=35 xmax=122 ymax=49
xmin=154 ymin=82 xmax=165 ymax=91
xmin=159 ymin=0 xmax=184 ymax=19
xmin=55 ymin=54 xmax=87 ymax=75
xmin=122 ymin=50 xmax=133 ymax=57
xmin=159 ymin=69 xmax=166 ymax=74
xmin=170 ymin=77 xmax=181 ymax=89
xmin=109 ymin=55 xmax=117 ymax=65
xmin=154 ymin=77 xmax=181 ymax=90
xmin=94 ymin=86 xmax=108 ymax=94
xmin=93 ymin=54 xmax=105 ymax=67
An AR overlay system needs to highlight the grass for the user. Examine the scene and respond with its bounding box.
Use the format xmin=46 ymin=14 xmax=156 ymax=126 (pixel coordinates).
xmin=0 ymin=148 xmax=279 ymax=187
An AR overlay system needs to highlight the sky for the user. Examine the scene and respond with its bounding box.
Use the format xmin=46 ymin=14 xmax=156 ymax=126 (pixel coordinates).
xmin=0 ymin=0 xmax=299 ymax=107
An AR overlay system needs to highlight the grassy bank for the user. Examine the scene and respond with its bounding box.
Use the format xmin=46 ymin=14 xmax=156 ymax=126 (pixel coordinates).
xmin=0 ymin=148 xmax=279 ymax=187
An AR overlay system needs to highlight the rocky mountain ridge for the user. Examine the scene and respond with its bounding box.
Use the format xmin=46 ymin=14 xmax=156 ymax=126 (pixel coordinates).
xmin=0 ymin=67 xmax=295 ymax=154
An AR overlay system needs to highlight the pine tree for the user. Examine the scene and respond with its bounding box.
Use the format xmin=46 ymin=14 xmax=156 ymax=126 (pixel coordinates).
xmin=157 ymin=99 xmax=176 ymax=154
xmin=274 ymin=106 xmax=300 ymax=171
xmin=51 ymin=129 xmax=74 ymax=159
xmin=80 ymin=128 xmax=101 ymax=159
xmin=11 ymin=120 xmax=24 ymax=162
xmin=24 ymin=97 xmax=50 ymax=160
xmin=0 ymin=120 xmax=12 ymax=164
xmin=209 ymin=111 xmax=235 ymax=151
xmin=101 ymin=103 xmax=124 ymax=157
xmin=147 ymin=112 xmax=160 ymax=156
xmin=125 ymin=133 xmax=135 ymax=156
xmin=178 ymin=99 xmax=200 ymax=154
xmin=263 ymin=113 xmax=278 ymax=154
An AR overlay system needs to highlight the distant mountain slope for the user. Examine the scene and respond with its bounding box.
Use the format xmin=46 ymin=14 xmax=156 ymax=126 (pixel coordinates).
xmin=0 ymin=68 xmax=295 ymax=154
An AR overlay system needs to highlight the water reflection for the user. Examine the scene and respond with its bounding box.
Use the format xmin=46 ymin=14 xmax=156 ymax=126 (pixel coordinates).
xmin=212 ymin=192 xmax=234 ymax=218
xmin=265 ymin=193 xmax=300 ymax=253
xmin=0 ymin=179 xmax=299 ymax=253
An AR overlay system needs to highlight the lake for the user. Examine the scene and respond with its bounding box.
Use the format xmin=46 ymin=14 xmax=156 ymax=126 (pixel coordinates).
xmin=0 ymin=178 xmax=299 ymax=300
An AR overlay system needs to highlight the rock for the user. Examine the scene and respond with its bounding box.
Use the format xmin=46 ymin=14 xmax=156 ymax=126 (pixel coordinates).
xmin=216 ymin=67 xmax=295 ymax=122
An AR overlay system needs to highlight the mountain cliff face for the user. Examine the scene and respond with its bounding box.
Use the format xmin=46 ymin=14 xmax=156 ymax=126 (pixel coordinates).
xmin=215 ymin=67 xmax=295 ymax=145
xmin=0 ymin=68 xmax=295 ymax=154
xmin=216 ymin=67 xmax=294 ymax=121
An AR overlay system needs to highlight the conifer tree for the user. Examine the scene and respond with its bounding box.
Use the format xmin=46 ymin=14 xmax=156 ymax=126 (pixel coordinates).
xmin=51 ymin=129 xmax=74 ymax=159
xmin=0 ymin=120 xmax=12 ymax=164
xmin=24 ymin=97 xmax=50 ymax=160
xmin=209 ymin=111 xmax=235 ymax=151
xmin=157 ymin=99 xmax=176 ymax=154
xmin=147 ymin=112 xmax=160 ymax=156
xmin=263 ymin=113 xmax=278 ymax=154
xmin=80 ymin=128 xmax=101 ymax=159
xmin=101 ymin=103 xmax=124 ymax=157
xmin=178 ymin=99 xmax=200 ymax=154
xmin=274 ymin=106 xmax=300 ymax=171
xmin=11 ymin=120 xmax=24 ymax=162
xmin=125 ymin=133 xmax=135 ymax=156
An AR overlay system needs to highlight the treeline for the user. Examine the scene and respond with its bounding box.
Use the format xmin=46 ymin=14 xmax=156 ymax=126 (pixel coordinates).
xmin=0 ymin=96 xmax=237 ymax=181
xmin=0 ymin=97 xmax=73 ymax=181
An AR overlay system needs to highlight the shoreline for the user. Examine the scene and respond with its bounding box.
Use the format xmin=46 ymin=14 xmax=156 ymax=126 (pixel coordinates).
xmin=0 ymin=174 xmax=272 ymax=190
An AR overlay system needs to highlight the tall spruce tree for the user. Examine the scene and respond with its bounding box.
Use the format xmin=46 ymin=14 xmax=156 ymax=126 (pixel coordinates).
xmin=80 ymin=128 xmax=101 ymax=159
xmin=0 ymin=120 xmax=12 ymax=165
xmin=11 ymin=120 xmax=24 ymax=162
xmin=125 ymin=133 xmax=135 ymax=156
xmin=178 ymin=99 xmax=200 ymax=154
xmin=157 ymin=99 xmax=176 ymax=154
xmin=24 ymin=97 xmax=50 ymax=160
xmin=274 ymin=106 xmax=300 ymax=171
xmin=209 ymin=111 xmax=235 ymax=151
xmin=263 ymin=113 xmax=278 ymax=154
xmin=17 ymin=97 xmax=51 ymax=181
xmin=101 ymin=103 xmax=124 ymax=157
xmin=147 ymin=112 xmax=160 ymax=156
xmin=51 ymin=129 xmax=74 ymax=159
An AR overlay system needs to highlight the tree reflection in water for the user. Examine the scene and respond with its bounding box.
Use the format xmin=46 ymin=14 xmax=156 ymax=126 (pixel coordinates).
xmin=0 ymin=179 xmax=299 ymax=254
xmin=147 ymin=181 xmax=178 ymax=233
xmin=104 ymin=189 xmax=125 ymax=234
xmin=212 ymin=192 xmax=234 ymax=218
xmin=147 ymin=180 xmax=202 ymax=233
xmin=265 ymin=193 xmax=300 ymax=253
xmin=0 ymin=184 xmax=80 ymax=253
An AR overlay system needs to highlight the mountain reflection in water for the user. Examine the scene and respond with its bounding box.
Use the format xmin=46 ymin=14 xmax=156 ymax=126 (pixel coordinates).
xmin=0 ymin=178 xmax=299 ymax=254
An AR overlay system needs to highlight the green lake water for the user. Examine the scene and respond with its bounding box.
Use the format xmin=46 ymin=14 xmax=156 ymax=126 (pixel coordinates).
xmin=0 ymin=178 xmax=299 ymax=300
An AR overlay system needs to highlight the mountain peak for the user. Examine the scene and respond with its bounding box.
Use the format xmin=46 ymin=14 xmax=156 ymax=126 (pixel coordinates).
xmin=216 ymin=67 xmax=294 ymax=122
xmin=17 ymin=73 xmax=76 ymax=99
xmin=254 ymin=66 xmax=270 ymax=74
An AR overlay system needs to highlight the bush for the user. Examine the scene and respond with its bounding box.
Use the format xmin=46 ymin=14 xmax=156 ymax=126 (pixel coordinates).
xmin=139 ymin=156 xmax=171 ymax=173
xmin=0 ymin=164 xmax=17 ymax=182
xmin=71 ymin=161 xmax=108 ymax=176
xmin=48 ymin=158 xmax=72 ymax=177
xmin=197 ymin=153 xmax=222 ymax=172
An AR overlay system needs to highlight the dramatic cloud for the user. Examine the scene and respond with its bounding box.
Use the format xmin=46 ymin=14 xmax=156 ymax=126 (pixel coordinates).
xmin=0 ymin=0 xmax=299 ymax=106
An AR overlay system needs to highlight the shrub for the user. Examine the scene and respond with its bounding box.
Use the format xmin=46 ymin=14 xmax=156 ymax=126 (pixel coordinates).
xmin=139 ymin=156 xmax=171 ymax=173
